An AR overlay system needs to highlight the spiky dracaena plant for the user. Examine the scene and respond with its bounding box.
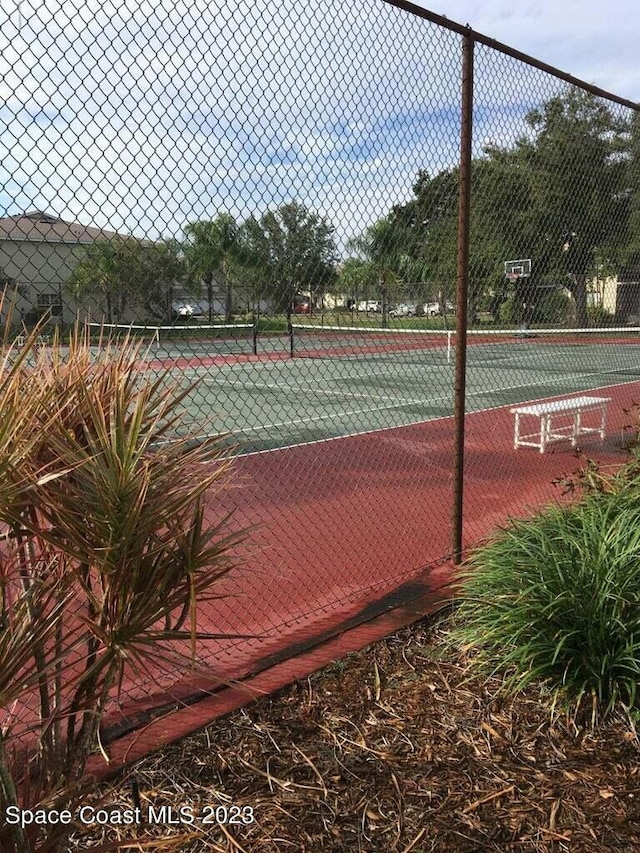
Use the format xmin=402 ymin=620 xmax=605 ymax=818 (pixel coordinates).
xmin=0 ymin=317 xmax=243 ymax=853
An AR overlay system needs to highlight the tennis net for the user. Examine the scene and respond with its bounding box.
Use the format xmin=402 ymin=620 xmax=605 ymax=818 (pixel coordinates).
xmin=291 ymin=323 xmax=640 ymax=371
xmin=291 ymin=323 xmax=452 ymax=361
xmin=88 ymin=323 xmax=258 ymax=356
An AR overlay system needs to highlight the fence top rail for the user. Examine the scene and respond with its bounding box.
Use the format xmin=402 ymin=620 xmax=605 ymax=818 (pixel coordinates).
xmin=383 ymin=0 xmax=640 ymax=112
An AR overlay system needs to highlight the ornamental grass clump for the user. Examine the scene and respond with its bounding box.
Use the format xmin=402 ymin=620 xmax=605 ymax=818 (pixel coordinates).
xmin=450 ymin=488 xmax=640 ymax=723
xmin=0 ymin=314 xmax=242 ymax=852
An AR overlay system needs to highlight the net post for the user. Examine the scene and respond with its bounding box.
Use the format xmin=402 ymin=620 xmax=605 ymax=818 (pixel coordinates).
xmin=252 ymin=322 xmax=258 ymax=356
xmin=288 ymin=316 xmax=294 ymax=358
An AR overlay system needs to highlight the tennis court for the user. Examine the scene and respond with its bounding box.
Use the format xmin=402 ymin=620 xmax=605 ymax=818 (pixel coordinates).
xmin=12 ymin=323 xmax=640 ymax=768
xmin=138 ymin=323 xmax=640 ymax=454
xmin=94 ymin=323 xmax=640 ymax=770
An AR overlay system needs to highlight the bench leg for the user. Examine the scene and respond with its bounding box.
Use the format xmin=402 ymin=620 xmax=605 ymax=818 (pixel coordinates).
xmin=572 ymin=411 xmax=581 ymax=447
xmin=600 ymin=405 xmax=607 ymax=439
xmin=540 ymin=415 xmax=549 ymax=453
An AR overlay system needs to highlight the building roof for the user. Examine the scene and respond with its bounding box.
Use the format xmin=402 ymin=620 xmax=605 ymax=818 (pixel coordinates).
xmin=0 ymin=210 xmax=127 ymax=244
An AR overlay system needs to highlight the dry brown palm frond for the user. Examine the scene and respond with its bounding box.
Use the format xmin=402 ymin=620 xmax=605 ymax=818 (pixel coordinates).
xmin=0 ymin=313 xmax=245 ymax=853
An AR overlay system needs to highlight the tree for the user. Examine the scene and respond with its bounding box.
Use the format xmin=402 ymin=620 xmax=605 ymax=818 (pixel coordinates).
xmin=377 ymin=90 xmax=630 ymax=327
xmin=66 ymin=237 xmax=186 ymax=323
xmin=387 ymin=161 xmax=531 ymax=320
xmin=183 ymin=215 xmax=246 ymax=323
xmin=619 ymin=110 xmax=640 ymax=281
xmin=337 ymin=258 xmax=378 ymax=309
xmin=347 ymin=219 xmax=413 ymax=327
xmin=514 ymin=89 xmax=629 ymax=326
xmin=145 ymin=238 xmax=190 ymax=319
xmin=242 ymin=202 xmax=337 ymax=315
xmin=390 ymin=169 xmax=458 ymax=286
xmin=0 ymin=266 xmax=14 ymax=289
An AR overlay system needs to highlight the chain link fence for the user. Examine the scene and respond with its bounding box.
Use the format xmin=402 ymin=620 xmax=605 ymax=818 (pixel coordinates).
xmin=2 ymin=0 xmax=639 ymax=751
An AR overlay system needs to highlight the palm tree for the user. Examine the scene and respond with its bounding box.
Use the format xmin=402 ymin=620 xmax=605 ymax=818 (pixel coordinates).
xmin=347 ymin=220 xmax=404 ymax=328
xmin=184 ymin=215 xmax=244 ymax=323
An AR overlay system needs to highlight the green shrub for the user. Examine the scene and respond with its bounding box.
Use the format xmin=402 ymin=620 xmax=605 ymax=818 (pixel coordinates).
xmin=554 ymin=444 xmax=640 ymax=496
xmin=255 ymin=315 xmax=289 ymax=333
xmin=533 ymin=288 xmax=572 ymax=324
xmin=450 ymin=489 xmax=640 ymax=722
xmin=587 ymin=304 xmax=615 ymax=326
xmin=498 ymin=294 xmax=522 ymax=325
xmin=497 ymin=289 xmax=572 ymax=326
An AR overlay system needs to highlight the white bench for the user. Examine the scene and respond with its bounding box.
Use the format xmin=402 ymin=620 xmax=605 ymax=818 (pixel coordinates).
xmin=13 ymin=334 xmax=50 ymax=348
xmin=511 ymin=396 xmax=610 ymax=454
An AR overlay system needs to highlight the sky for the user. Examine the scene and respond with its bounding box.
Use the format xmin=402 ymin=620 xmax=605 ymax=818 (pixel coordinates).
xmin=0 ymin=0 xmax=637 ymax=255
xmin=429 ymin=0 xmax=640 ymax=102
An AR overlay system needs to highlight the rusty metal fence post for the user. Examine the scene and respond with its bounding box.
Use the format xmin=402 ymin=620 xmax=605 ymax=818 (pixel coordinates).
xmin=451 ymin=32 xmax=475 ymax=564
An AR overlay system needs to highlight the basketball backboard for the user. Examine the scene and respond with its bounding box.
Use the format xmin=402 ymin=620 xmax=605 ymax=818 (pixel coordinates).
xmin=505 ymin=259 xmax=531 ymax=279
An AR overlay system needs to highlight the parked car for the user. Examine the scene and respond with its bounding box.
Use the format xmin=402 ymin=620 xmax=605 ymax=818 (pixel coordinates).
xmin=390 ymin=303 xmax=414 ymax=317
xmin=424 ymin=301 xmax=455 ymax=317
xmin=171 ymin=301 xmax=205 ymax=320
xmin=357 ymin=300 xmax=380 ymax=313
xmin=293 ymin=299 xmax=311 ymax=314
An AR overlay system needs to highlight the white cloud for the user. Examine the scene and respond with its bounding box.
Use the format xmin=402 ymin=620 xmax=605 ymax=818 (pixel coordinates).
xmin=1 ymin=0 xmax=636 ymax=254
xmin=428 ymin=0 xmax=640 ymax=100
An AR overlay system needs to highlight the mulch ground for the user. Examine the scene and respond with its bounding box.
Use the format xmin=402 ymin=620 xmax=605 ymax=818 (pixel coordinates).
xmin=75 ymin=614 xmax=640 ymax=852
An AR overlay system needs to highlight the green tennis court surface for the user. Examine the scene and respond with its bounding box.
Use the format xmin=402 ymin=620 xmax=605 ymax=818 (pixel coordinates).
xmin=163 ymin=328 xmax=640 ymax=454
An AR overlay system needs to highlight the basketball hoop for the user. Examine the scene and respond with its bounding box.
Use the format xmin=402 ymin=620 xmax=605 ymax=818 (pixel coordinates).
xmin=505 ymin=259 xmax=531 ymax=280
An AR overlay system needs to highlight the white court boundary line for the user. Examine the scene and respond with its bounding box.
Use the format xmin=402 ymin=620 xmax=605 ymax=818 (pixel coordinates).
xmin=232 ymin=367 xmax=627 ymax=434
xmin=194 ymin=373 xmax=640 ymax=461
xmin=186 ymin=340 xmax=640 ymax=382
xmin=203 ymin=377 xmax=432 ymax=405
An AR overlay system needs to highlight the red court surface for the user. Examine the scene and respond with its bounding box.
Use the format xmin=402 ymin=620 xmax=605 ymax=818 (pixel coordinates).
xmin=7 ymin=380 xmax=639 ymax=778
xmin=85 ymin=380 xmax=639 ymax=777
